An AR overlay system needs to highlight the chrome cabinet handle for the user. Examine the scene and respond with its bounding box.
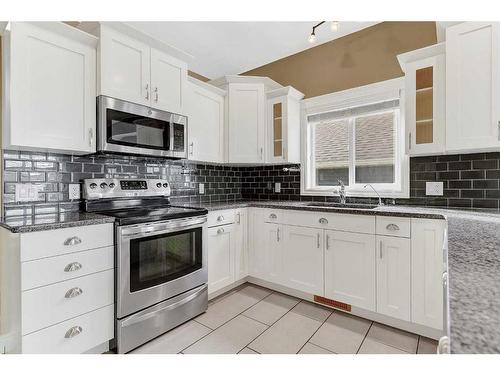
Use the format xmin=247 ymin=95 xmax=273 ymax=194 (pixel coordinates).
xmin=260 ymin=147 xmax=263 ymax=160
xmin=326 ymin=234 xmax=330 ymax=250
xmin=145 ymin=84 xmax=149 ymax=100
xmin=217 ymin=215 xmax=224 ymax=222
xmin=317 ymin=233 xmax=320 ymax=248
xmin=386 ymin=224 xmax=400 ymax=231
xmin=277 ymin=228 xmax=280 ymax=242
xmin=88 ymin=128 xmax=93 ymax=147
xmin=154 ymin=87 xmax=159 ymax=102
xmin=269 ymin=213 xmax=277 ymax=219
xmin=64 ymin=326 xmax=83 ymax=339
xmin=189 ymin=142 xmax=194 ymax=156
xmin=217 ymin=228 xmax=224 ymax=235
xmin=64 ymin=236 xmax=82 ymax=246
xmin=237 ymin=213 xmax=241 ymax=224
xmin=65 ymin=287 xmax=83 ymax=299
xmin=379 ymin=240 xmax=383 ymax=259
xmin=64 ymin=262 xmax=82 ymax=273
xmin=319 ymin=218 xmax=328 ymax=225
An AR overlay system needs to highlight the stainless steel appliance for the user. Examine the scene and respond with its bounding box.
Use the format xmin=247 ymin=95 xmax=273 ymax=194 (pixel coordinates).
xmin=83 ymin=178 xmax=208 ymax=353
xmin=97 ymin=95 xmax=187 ymax=158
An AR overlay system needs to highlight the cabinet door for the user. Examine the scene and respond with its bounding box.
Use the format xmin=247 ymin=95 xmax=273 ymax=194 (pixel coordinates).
xmin=150 ymin=48 xmax=187 ymax=114
xmin=227 ymin=83 xmax=265 ymax=163
xmin=282 ymin=226 xmax=323 ymax=295
xmin=100 ymin=25 xmax=150 ymax=106
xmin=411 ymin=219 xmax=445 ymax=330
xmin=234 ymin=210 xmax=248 ymax=281
xmin=324 ymin=230 xmax=376 ymax=311
xmin=207 ymin=225 xmax=235 ymax=294
xmin=406 ymin=55 xmax=446 ymax=155
xmin=267 ymin=96 xmax=286 ymax=163
xmin=187 ymin=82 xmax=224 ymax=163
xmin=446 ymin=22 xmax=500 ymax=151
xmin=376 ymin=236 xmax=411 ymax=321
xmin=6 ymin=22 xmax=96 ymax=153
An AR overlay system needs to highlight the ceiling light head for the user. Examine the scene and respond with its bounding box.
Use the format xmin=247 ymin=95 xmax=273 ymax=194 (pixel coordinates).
xmin=330 ymin=21 xmax=339 ymax=32
xmin=308 ymin=32 xmax=317 ymax=43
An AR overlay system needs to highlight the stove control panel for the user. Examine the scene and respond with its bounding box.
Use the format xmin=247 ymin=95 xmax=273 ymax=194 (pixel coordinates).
xmin=83 ymin=178 xmax=171 ymax=200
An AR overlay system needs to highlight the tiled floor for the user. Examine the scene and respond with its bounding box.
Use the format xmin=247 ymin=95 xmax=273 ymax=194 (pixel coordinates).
xmin=130 ymin=283 xmax=438 ymax=355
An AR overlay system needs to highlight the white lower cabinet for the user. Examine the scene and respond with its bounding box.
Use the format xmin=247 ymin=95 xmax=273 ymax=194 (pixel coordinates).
xmin=411 ymin=219 xmax=445 ymax=330
xmin=251 ymin=222 xmax=282 ymax=283
xmin=324 ymin=230 xmax=376 ymax=311
xmin=281 ymin=225 xmax=323 ymax=295
xmin=207 ymin=224 xmax=235 ymax=294
xmin=376 ymin=236 xmax=411 ymax=321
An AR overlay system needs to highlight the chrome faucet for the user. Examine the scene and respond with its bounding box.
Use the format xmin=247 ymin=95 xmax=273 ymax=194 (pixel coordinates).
xmin=337 ymin=179 xmax=346 ymax=205
xmin=364 ymin=183 xmax=384 ymax=206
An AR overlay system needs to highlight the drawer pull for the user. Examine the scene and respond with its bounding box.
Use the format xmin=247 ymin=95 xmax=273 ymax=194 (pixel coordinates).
xmin=269 ymin=213 xmax=277 ymax=219
xmin=386 ymin=224 xmax=400 ymax=231
xmin=64 ymin=262 xmax=82 ymax=273
xmin=217 ymin=228 xmax=225 ymax=235
xmin=319 ymin=218 xmax=328 ymax=224
xmin=64 ymin=326 xmax=83 ymax=339
xmin=65 ymin=287 xmax=83 ymax=299
xmin=217 ymin=215 xmax=224 ymax=222
xmin=64 ymin=236 xmax=82 ymax=246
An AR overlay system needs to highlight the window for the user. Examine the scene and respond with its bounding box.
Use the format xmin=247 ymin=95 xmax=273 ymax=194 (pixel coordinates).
xmin=302 ymin=79 xmax=409 ymax=198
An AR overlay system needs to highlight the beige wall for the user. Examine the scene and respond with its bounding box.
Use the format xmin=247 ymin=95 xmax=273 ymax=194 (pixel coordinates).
xmin=242 ymin=22 xmax=437 ymax=98
xmin=188 ymin=70 xmax=209 ymax=82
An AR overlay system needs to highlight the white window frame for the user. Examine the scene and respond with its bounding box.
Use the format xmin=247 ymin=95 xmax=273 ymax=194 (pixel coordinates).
xmin=301 ymin=78 xmax=409 ymax=199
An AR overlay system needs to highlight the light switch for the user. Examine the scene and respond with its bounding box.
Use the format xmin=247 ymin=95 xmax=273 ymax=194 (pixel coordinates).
xmin=275 ymin=182 xmax=281 ymax=193
xmin=15 ymin=183 xmax=39 ymax=202
xmin=199 ymin=183 xmax=205 ymax=194
xmin=426 ymin=181 xmax=443 ymax=196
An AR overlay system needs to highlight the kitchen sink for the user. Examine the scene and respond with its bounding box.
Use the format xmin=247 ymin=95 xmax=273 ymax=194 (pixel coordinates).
xmin=305 ymin=202 xmax=378 ymax=210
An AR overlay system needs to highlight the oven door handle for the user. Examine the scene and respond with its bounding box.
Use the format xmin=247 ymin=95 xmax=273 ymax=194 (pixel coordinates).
xmin=120 ymin=284 xmax=207 ymax=328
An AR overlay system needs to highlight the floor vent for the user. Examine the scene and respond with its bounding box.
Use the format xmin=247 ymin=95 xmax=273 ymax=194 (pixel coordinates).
xmin=314 ymin=295 xmax=351 ymax=312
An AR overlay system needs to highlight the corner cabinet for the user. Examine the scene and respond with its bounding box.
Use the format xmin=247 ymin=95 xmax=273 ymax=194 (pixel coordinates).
xmin=398 ymin=43 xmax=446 ymax=155
xmin=446 ymin=22 xmax=500 ymax=152
xmin=266 ymin=87 xmax=304 ymax=163
xmin=99 ymin=24 xmax=187 ymax=115
xmin=2 ymin=22 xmax=97 ymax=154
xmin=186 ymin=78 xmax=225 ymax=163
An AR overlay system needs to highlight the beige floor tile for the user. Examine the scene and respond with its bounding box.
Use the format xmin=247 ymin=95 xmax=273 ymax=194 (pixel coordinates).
xmin=248 ymin=310 xmax=323 ymax=354
xmin=183 ymin=315 xmax=267 ymax=354
xmin=242 ymin=292 xmax=300 ymax=325
xmin=417 ymin=336 xmax=438 ymax=354
xmin=195 ymin=285 xmax=271 ymax=329
xmin=131 ymin=320 xmax=211 ymax=354
xmin=309 ymin=311 xmax=371 ymax=354
xmin=291 ymin=301 xmax=332 ymax=323
xmin=358 ymin=338 xmax=408 ymax=354
xmin=298 ymin=342 xmax=334 ymax=354
xmin=367 ymin=322 xmax=418 ymax=353
xmin=238 ymin=347 xmax=260 ymax=354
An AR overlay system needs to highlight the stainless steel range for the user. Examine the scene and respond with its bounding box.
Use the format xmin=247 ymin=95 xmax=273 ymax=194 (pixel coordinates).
xmin=83 ymin=178 xmax=208 ymax=354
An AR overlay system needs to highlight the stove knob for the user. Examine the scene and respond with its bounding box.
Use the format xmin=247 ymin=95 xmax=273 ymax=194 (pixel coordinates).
xmin=100 ymin=182 xmax=108 ymax=189
xmin=163 ymin=183 xmax=168 ymax=188
xmin=109 ymin=183 xmax=115 ymax=188
xmin=89 ymin=183 xmax=97 ymax=189
xmin=156 ymin=182 xmax=162 ymax=188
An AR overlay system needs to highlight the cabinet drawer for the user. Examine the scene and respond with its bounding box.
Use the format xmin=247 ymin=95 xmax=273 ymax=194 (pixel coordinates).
xmin=20 ymin=223 xmax=114 ymax=261
xmin=22 ymin=269 xmax=114 ymax=334
xmin=208 ymin=209 xmax=236 ymax=227
xmin=284 ymin=210 xmax=375 ymax=234
xmin=21 ymin=246 xmax=114 ymax=291
xmin=22 ymin=304 xmax=114 ymax=354
xmin=376 ymin=217 xmax=411 ymax=238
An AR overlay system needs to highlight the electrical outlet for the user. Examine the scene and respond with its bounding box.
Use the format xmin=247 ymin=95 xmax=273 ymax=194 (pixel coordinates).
xmin=275 ymin=182 xmax=281 ymax=193
xmin=15 ymin=183 xmax=39 ymax=202
xmin=199 ymin=183 xmax=205 ymax=194
xmin=426 ymin=181 xmax=443 ymax=196
xmin=68 ymin=184 xmax=81 ymax=200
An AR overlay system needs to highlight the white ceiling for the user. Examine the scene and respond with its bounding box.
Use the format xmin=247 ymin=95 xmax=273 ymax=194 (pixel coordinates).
xmin=127 ymin=22 xmax=380 ymax=79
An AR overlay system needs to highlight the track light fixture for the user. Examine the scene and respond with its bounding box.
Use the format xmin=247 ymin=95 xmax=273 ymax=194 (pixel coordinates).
xmin=308 ymin=21 xmax=339 ymax=43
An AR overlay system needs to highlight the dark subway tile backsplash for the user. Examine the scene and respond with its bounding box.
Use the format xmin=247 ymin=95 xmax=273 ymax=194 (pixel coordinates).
xmin=3 ymin=151 xmax=500 ymax=218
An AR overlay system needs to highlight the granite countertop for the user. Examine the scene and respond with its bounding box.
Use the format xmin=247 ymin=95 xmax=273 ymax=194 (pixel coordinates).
xmin=0 ymin=212 xmax=116 ymax=233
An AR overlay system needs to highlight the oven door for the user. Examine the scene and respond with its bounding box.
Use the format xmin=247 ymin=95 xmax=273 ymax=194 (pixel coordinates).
xmin=117 ymin=216 xmax=207 ymax=318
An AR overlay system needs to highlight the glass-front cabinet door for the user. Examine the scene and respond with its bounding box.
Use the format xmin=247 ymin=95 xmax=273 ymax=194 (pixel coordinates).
xmin=400 ymin=44 xmax=445 ymax=155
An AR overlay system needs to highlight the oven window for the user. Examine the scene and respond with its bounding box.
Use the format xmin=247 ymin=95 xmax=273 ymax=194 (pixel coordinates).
xmin=129 ymin=227 xmax=202 ymax=292
xmin=106 ymin=108 xmax=170 ymax=151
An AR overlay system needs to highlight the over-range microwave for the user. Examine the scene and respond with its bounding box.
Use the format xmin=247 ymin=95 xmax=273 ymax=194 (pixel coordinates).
xmin=97 ymin=95 xmax=187 ymax=158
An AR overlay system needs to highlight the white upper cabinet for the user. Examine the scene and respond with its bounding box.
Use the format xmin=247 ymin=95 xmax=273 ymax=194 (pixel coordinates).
xmin=2 ymin=22 xmax=97 ymax=154
xmin=99 ymin=24 xmax=188 ymax=114
xmin=186 ymin=78 xmax=225 ymax=163
xmin=398 ymin=43 xmax=446 ymax=155
xmin=266 ymin=87 xmax=304 ymax=163
xmin=446 ymin=22 xmax=500 ymax=152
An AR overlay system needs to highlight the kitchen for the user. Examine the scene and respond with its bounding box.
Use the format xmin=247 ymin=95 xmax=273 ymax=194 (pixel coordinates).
xmin=0 ymin=1 xmax=499 ymax=372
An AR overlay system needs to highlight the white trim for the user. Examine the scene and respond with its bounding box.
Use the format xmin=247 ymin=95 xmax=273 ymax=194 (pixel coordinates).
xmin=301 ymin=78 xmax=409 ymax=199
xmin=187 ymin=76 xmax=227 ymax=96
xmin=209 ymin=75 xmax=283 ymax=91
